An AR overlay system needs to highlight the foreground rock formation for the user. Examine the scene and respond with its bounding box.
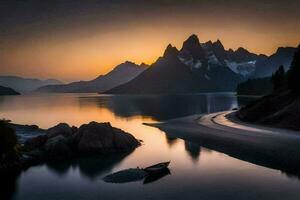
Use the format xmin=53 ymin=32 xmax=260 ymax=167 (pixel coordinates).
xmin=1 ymin=121 xmax=140 ymax=174
xmin=23 ymin=122 xmax=140 ymax=160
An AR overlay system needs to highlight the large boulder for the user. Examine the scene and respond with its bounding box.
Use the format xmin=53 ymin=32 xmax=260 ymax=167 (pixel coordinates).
xmin=23 ymin=135 xmax=48 ymax=151
xmin=46 ymin=123 xmax=73 ymax=139
xmin=45 ymin=135 xmax=72 ymax=159
xmin=72 ymin=122 xmax=140 ymax=154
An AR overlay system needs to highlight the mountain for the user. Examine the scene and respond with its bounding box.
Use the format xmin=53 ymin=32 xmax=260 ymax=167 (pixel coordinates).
xmin=253 ymin=47 xmax=297 ymax=78
xmin=237 ymin=45 xmax=300 ymax=130
xmin=106 ymin=34 xmax=297 ymax=94
xmin=0 ymin=76 xmax=62 ymax=93
xmin=0 ymin=86 xmax=20 ymax=95
xmin=106 ymin=35 xmax=242 ymax=94
xmin=37 ymin=61 xmax=147 ymax=93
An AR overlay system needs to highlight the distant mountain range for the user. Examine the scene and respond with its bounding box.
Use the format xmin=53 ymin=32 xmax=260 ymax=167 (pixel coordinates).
xmin=107 ymin=35 xmax=242 ymax=94
xmin=37 ymin=61 xmax=147 ymax=93
xmin=0 ymin=85 xmax=20 ymax=95
xmin=107 ymin=35 xmax=297 ymax=94
xmin=0 ymin=76 xmax=62 ymax=93
xmin=30 ymin=34 xmax=299 ymax=94
xmin=253 ymin=47 xmax=297 ymax=78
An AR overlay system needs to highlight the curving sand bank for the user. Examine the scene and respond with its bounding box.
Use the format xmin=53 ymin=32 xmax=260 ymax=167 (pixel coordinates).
xmin=144 ymin=111 xmax=300 ymax=178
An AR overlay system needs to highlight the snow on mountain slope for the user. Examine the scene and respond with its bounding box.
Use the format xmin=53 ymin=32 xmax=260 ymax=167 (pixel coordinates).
xmin=225 ymin=60 xmax=256 ymax=77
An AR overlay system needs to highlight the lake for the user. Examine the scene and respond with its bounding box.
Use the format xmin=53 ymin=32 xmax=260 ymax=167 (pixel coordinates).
xmin=0 ymin=93 xmax=300 ymax=200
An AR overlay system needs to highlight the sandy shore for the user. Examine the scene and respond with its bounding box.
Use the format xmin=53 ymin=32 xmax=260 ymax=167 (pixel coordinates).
xmin=144 ymin=111 xmax=300 ymax=177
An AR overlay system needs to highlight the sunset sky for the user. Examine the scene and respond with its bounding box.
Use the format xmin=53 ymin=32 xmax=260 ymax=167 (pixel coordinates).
xmin=1 ymin=0 xmax=300 ymax=82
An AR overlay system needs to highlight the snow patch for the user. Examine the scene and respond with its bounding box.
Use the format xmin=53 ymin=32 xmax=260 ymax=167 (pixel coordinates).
xmin=207 ymin=53 xmax=220 ymax=65
xmin=204 ymin=74 xmax=211 ymax=80
xmin=178 ymin=56 xmax=202 ymax=69
xmin=225 ymin=60 xmax=256 ymax=76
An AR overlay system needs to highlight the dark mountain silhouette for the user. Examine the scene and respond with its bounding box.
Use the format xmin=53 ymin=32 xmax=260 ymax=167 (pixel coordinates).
xmin=238 ymin=45 xmax=300 ymax=130
xmin=253 ymin=47 xmax=297 ymax=78
xmin=37 ymin=61 xmax=147 ymax=93
xmin=0 ymin=76 xmax=61 ymax=93
xmin=106 ymin=35 xmax=241 ymax=94
xmin=107 ymin=34 xmax=295 ymax=94
xmin=0 ymin=86 xmax=20 ymax=95
xmin=31 ymin=34 xmax=297 ymax=94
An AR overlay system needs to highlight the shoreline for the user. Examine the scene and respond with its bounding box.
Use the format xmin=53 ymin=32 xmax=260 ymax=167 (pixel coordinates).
xmin=145 ymin=111 xmax=300 ymax=178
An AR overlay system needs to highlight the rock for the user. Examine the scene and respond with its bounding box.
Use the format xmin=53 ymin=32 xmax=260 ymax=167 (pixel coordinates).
xmin=23 ymin=135 xmax=48 ymax=151
xmin=47 ymin=123 xmax=73 ymax=139
xmin=24 ymin=149 xmax=45 ymax=160
xmin=45 ymin=135 xmax=72 ymax=159
xmin=72 ymin=122 xmax=140 ymax=154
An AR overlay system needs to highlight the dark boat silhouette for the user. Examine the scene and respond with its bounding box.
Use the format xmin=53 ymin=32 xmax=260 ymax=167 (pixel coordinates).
xmin=102 ymin=161 xmax=171 ymax=184
xmin=144 ymin=161 xmax=170 ymax=173
xmin=143 ymin=168 xmax=171 ymax=184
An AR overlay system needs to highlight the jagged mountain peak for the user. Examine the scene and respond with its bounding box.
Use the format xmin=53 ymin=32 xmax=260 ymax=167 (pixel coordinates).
xmin=182 ymin=34 xmax=202 ymax=51
xmin=181 ymin=34 xmax=205 ymax=59
xmin=213 ymin=39 xmax=224 ymax=49
xmin=163 ymin=44 xmax=179 ymax=58
xmin=236 ymin=47 xmax=250 ymax=53
xmin=202 ymin=40 xmax=213 ymax=50
xmin=228 ymin=48 xmax=234 ymax=53
xmin=184 ymin=34 xmax=201 ymax=45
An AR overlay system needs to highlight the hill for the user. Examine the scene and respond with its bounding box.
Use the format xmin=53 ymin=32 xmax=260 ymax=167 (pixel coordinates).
xmin=237 ymin=45 xmax=300 ymax=130
xmin=0 ymin=76 xmax=61 ymax=93
xmin=37 ymin=61 xmax=147 ymax=93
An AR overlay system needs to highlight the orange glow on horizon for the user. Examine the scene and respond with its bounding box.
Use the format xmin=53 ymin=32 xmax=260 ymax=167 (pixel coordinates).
xmin=1 ymin=13 xmax=299 ymax=82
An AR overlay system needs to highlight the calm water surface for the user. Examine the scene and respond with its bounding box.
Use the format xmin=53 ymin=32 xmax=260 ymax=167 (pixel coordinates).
xmin=0 ymin=93 xmax=300 ymax=200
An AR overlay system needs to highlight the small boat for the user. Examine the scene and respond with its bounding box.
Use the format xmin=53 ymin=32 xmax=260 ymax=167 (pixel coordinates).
xmin=143 ymin=168 xmax=171 ymax=184
xmin=144 ymin=161 xmax=170 ymax=173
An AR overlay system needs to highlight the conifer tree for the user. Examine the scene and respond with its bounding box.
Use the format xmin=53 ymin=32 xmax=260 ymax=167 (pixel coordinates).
xmin=271 ymin=65 xmax=285 ymax=92
xmin=288 ymin=46 xmax=300 ymax=95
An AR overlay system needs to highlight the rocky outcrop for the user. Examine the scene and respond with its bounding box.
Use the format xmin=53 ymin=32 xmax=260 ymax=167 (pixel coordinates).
xmin=46 ymin=123 xmax=73 ymax=139
xmin=1 ymin=121 xmax=140 ymax=174
xmin=24 ymin=135 xmax=47 ymax=151
xmin=72 ymin=122 xmax=140 ymax=154
xmin=45 ymin=135 xmax=72 ymax=159
xmin=23 ymin=121 xmax=140 ymax=161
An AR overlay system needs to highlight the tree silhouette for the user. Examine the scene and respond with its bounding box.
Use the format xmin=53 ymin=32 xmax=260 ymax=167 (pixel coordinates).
xmin=288 ymin=46 xmax=300 ymax=95
xmin=271 ymin=65 xmax=285 ymax=92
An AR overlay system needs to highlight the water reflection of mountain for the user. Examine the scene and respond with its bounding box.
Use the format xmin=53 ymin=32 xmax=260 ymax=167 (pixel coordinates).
xmin=184 ymin=141 xmax=201 ymax=162
xmin=165 ymin=134 xmax=179 ymax=147
xmin=79 ymin=94 xmax=239 ymax=121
